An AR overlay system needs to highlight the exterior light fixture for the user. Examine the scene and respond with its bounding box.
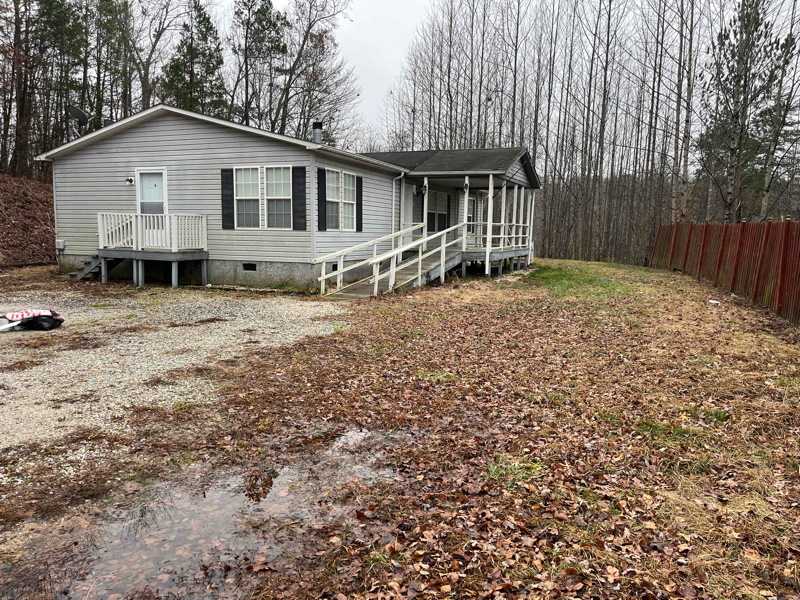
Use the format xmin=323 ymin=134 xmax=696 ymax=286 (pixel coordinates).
xmin=421 ymin=184 xmax=428 ymax=195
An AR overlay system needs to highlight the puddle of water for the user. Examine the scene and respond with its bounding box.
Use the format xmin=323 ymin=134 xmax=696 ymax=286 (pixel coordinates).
xmin=0 ymin=429 xmax=394 ymax=600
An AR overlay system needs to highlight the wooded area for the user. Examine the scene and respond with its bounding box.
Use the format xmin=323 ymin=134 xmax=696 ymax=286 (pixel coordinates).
xmin=0 ymin=0 xmax=362 ymax=178
xmin=381 ymin=0 xmax=800 ymax=264
xmin=1 ymin=0 xmax=799 ymax=265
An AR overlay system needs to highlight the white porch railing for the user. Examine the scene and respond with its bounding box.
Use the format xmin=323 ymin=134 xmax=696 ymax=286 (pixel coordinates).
xmin=315 ymin=223 xmax=425 ymax=295
xmin=98 ymin=213 xmax=208 ymax=252
xmin=468 ymin=222 xmax=531 ymax=250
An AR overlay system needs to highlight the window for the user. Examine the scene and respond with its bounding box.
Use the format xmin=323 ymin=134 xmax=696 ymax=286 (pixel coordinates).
xmin=342 ymin=173 xmax=356 ymax=231
xmin=235 ymin=167 xmax=260 ymax=229
xmin=326 ymin=169 xmax=340 ymax=230
xmin=427 ymin=192 xmax=449 ymax=233
xmin=467 ymin=197 xmax=476 ymax=234
xmin=325 ymin=169 xmax=357 ymax=232
xmin=265 ymin=166 xmax=292 ymax=229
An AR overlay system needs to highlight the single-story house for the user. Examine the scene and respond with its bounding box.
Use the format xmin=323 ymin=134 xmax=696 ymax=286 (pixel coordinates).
xmin=35 ymin=105 xmax=541 ymax=297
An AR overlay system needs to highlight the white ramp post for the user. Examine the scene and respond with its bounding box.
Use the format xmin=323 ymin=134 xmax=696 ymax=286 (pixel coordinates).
xmin=485 ymin=175 xmax=494 ymax=276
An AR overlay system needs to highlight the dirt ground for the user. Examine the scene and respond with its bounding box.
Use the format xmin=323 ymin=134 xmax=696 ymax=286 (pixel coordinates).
xmin=1 ymin=260 xmax=799 ymax=600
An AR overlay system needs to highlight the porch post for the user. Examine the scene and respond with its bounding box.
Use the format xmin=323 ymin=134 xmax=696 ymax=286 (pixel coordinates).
xmin=422 ymin=177 xmax=429 ymax=251
xmin=528 ymin=189 xmax=536 ymax=263
xmin=171 ymin=261 xmax=179 ymax=289
xmin=485 ymin=174 xmax=494 ymax=276
xmin=500 ymin=183 xmax=507 ymax=248
xmin=397 ymin=176 xmax=405 ymax=250
xmin=101 ymin=257 xmax=108 ymax=284
xmin=512 ymin=185 xmax=519 ymax=248
xmin=462 ymin=176 xmax=469 ymax=252
xmin=201 ymin=260 xmax=208 ymax=286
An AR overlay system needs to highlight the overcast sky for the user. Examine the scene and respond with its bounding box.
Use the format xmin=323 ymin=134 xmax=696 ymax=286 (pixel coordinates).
xmin=335 ymin=0 xmax=429 ymax=125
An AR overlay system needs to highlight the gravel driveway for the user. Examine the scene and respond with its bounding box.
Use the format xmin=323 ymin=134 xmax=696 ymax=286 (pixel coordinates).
xmin=0 ymin=271 xmax=346 ymax=449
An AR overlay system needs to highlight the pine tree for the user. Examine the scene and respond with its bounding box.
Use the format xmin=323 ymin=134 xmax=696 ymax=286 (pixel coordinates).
xmin=229 ymin=0 xmax=287 ymax=126
xmin=159 ymin=0 xmax=227 ymax=117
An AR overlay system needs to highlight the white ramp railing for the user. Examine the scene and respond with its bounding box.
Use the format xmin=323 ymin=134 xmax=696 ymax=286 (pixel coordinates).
xmin=368 ymin=222 xmax=466 ymax=296
xmin=98 ymin=213 xmax=208 ymax=252
xmin=315 ymin=223 xmax=424 ymax=295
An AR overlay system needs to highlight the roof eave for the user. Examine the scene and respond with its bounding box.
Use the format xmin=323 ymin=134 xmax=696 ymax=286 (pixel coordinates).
xmin=315 ymin=147 xmax=407 ymax=173
xmin=407 ymin=170 xmax=508 ymax=177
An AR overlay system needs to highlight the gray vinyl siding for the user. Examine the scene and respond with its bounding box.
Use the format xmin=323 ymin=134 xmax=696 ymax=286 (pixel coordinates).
xmin=53 ymin=112 xmax=313 ymax=262
xmin=314 ymin=157 xmax=401 ymax=260
xmin=504 ymin=159 xmax=534 ymax=188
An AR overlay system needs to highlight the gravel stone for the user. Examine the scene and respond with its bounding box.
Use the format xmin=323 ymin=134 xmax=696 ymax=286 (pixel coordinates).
xmin=0 ymin=286 xmax=347 ymax=449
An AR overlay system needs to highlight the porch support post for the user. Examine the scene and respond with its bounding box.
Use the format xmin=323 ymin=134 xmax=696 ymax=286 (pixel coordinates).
xmin=171 ymin=261 xmax=179 ymax=289
xmin=201 ymin=260 xmax=208 ymax=286
xmin=528 ymin=189 xmax=536 ymax=263
xmin=397 ymin=176 xmax=405 ymax=250
xmin=462 ymin=176 xmax=469 ymax=251
xmin=422 ymin=177 xmax=429 ymax=251
xmin=485 ymin=174 xmax=494 ymax=276
xmin=132 ymin=259 xmax=139 ymax=287
xmin=500 ymin=183 xmax=507 ymax=248
xmin=512 ymin=185 xmax=519 ymax=248
xmin=136 ymin=260 xmax=145 ymax=288
xmin=100 ymin=257 xmax=108 ymax=284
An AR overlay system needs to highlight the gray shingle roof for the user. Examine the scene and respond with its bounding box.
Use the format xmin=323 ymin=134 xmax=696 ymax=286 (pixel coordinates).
xmin=362 ymin=147 xmax=540 ymax=188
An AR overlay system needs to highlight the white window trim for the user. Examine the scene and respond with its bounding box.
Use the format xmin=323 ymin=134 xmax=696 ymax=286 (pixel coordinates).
xmin=325 ymin=168 xmax=357 ymax=232
xmin=135 ymin=167 xmax=168 ymax=214
xmin=233 ymin=165 xmax=262 ymax=230
xmin=264 ymin=165 xmax=293 ymax=231
xmin=341 ymin=171 xmax=357 ymax=232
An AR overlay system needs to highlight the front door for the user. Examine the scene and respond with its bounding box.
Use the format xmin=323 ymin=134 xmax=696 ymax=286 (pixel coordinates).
xmin=137 ymin=170 xmax=167 ymax=247
xmin=138 ymin=171 xmax=165 ymax=214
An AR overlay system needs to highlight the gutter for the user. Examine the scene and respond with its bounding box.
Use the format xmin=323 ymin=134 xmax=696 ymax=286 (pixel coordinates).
xmin=407 ymin=170 xmax=507 ymax=177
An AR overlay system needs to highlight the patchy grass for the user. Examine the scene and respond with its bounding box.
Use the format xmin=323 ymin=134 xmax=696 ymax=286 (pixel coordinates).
xmin=517 ymin=261 xmax=633 ymax=297
xmin=487 ymin=453 xmax=543 ymax=488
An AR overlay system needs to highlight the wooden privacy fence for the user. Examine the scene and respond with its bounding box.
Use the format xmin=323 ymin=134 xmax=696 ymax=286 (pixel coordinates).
xmin=650 ymin=220 xmax=800 ymax=325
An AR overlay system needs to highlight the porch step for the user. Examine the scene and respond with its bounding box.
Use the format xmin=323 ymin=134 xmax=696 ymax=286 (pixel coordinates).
xmin=70 ymin=256 xmax=102 ymax=281
xmin=70 ymin=257 xmax=124 ymax=281
xmin=327 ymin=250 xmax=462 ymax=299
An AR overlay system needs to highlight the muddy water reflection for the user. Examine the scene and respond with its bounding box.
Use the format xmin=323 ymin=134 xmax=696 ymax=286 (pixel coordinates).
xmin=0 ymin=428 xmax=393 ymax=599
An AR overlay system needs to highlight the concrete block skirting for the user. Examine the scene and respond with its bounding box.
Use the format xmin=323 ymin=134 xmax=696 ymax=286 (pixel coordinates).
xmin=59 ymin=254 xmax=373 ymax=292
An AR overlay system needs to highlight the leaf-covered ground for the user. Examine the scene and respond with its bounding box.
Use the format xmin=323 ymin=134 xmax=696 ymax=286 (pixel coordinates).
xmin=2 ymin=260 xmax=800 ymax=599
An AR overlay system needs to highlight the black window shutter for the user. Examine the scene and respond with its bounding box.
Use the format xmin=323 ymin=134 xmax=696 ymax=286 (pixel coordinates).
xmin=317 ymin=168 xmax=326 ymax=231
xmin=292 ymin=166 xmax=306 ymax=231
xmin=221 ymin=169 xmax=234 ymax=230
xmin=356 ymin=176 xmax=363 ymax=232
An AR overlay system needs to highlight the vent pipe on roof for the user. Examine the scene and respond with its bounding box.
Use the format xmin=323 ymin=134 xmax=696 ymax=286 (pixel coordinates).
xmin=312 ymin=121 xmax=323 ymax=144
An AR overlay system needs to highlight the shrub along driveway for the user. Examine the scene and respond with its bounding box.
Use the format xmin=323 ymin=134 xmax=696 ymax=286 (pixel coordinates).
xmin=1 ymin=261 xmax=799 ymax=599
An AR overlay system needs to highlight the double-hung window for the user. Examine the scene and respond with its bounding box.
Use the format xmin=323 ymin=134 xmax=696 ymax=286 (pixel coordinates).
xmin=265 ymin=166 xmax=292 ymax=229
xmin=342 ymin=173 xmax=356 ymax=231
xmin=325 ymin=169 xmax=357 ymax=232
xmin=326 ymin=170 xmax=340 ymax=230
xmin=235 ymin=167 xmax=260 ymax=229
